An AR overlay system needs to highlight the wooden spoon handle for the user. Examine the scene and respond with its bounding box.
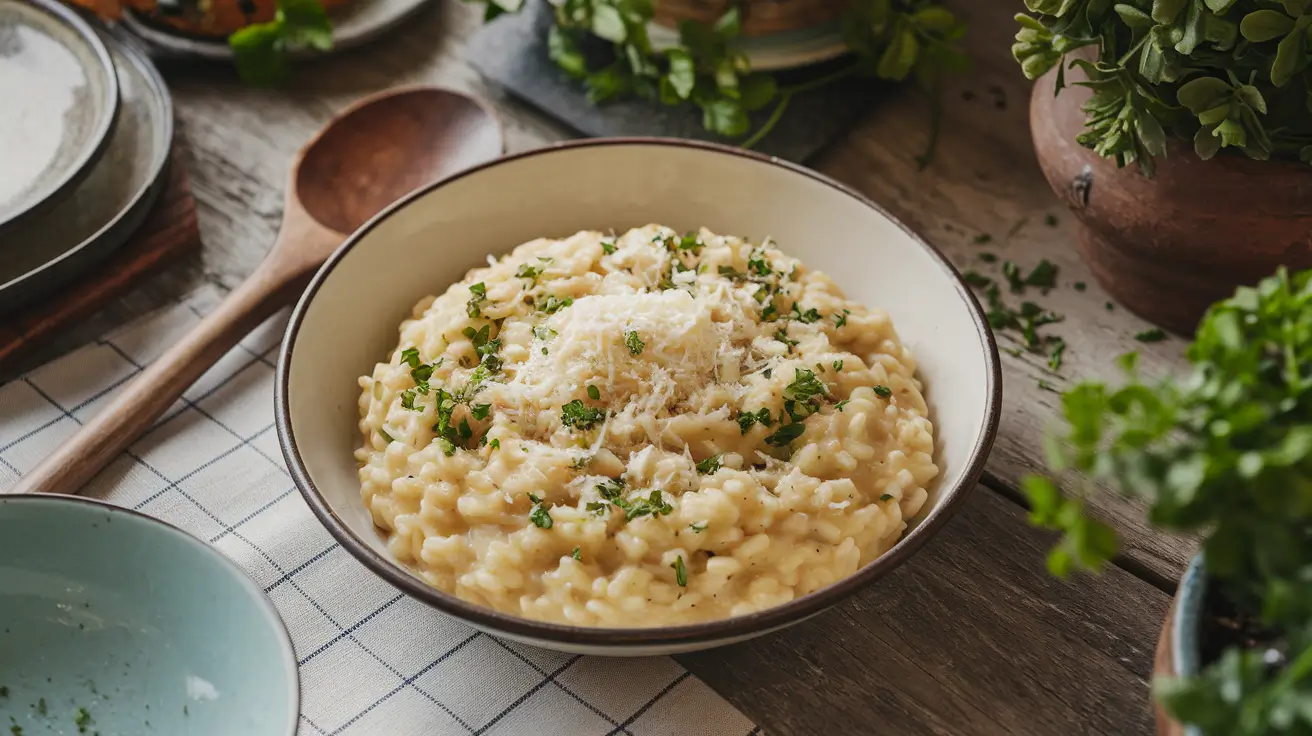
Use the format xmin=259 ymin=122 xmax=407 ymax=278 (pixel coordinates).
xmin=8 ymin=263 xmax=309 ymax=496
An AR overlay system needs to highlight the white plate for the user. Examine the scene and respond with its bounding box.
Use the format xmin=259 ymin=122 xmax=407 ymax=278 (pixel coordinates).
xmin=646 ymin=19 xmax=849 ymax=72
xmin=118 ymin=0 xmax=433 ymax=60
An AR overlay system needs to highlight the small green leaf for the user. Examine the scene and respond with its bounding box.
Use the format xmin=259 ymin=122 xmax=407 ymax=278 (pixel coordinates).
xmin=1114 ymin=3 xmax=1154 ymax=28
xmin=739 ymin=74 xmax=778 ymax=111
xmin=1239 ymin=9 xmax=1296 ymax=42
xmin=1195 ymin=125 xmax=1223 ymax=159
xmin=1176 ymin=76 xmax=1233 ymax=113
xmin=591 ymin=4 xmax=627 ymax=42
xmin=701 ymin=97 xmax=750 ymax=137
xmin=665 ymin=50 xmax=696 ymax=100
xmin=713 ymin=7 xmax=740 ymax=36
xmin=911 ymin=6 xmax=956 ymax=32
xmin=1151 ymin=0 xmax=1188 ymax=24
xmin=1270 ymin=25 xmax=1306 ymax=86
xmin=547 ymin=26 xmax=588 ymax=79
xmin=230 ymin=22 xmax=291 ymax=86
xmin=876 ymin=27 xmax=920 ymax=81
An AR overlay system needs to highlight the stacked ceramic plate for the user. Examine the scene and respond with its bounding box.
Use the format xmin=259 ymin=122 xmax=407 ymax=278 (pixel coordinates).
xmin=0 ymin=0 xmax=173 ymax=313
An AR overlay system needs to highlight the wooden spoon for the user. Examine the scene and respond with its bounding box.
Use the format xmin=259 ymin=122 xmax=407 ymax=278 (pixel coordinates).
xmin=10 ymin=86 xmax=503 ymax=496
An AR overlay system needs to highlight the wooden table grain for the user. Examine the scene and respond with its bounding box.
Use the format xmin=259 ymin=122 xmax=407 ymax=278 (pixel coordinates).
xmin=10 ymin=1 xmax=1194 ymax=733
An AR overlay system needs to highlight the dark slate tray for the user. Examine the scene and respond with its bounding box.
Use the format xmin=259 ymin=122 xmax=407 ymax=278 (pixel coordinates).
xmin=465 ymin=1 xmax=881 ymax=163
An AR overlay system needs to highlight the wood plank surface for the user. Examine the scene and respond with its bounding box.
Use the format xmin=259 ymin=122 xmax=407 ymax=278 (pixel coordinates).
xmin=2 ymin=0 xmax=1194 ymax=732
xmin=679 ymin=487 xmax=1167 ymax=736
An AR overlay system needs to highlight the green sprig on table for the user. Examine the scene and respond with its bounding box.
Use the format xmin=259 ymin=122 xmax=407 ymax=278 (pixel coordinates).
xmin=1023 ymin=267 xmax=1312 ymax=735
xmin=1013 ymin=0 xmax=1312 ymax=174
xmin=230 ymin=0 xmax=335 ymax=85
xmin=482 ymin=0 xmax=967 ymax=147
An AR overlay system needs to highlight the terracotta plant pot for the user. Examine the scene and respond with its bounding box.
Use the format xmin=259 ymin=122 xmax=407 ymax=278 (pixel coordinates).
xmin=1029 ymin=69 xmax=1312 ymax=334
xmin=1153 ymin=555 xmax=1206 ymax=736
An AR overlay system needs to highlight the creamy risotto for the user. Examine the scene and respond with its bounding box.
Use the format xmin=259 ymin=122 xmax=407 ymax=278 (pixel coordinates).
xmin=356 ymin=225 xmax=937 ymax=627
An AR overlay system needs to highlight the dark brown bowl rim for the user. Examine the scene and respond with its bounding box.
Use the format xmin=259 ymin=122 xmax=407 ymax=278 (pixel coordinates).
xmin=275 ymin=137 xmax=1002 ymax=648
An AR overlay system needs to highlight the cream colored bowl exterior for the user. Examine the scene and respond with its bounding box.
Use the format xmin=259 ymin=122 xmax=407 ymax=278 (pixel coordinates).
xmin=277 ymin=140 xmax=1001 ymax=656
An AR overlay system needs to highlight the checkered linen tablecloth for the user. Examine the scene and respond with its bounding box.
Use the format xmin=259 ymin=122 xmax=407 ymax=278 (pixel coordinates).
xmin=0 ymin=286 xmax=758 ymax=736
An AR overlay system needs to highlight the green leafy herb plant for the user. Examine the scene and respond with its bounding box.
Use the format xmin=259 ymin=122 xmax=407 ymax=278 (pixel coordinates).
xmin=477 ymin=0 xmax=968 ymax=148
xmin=1014 ymin=0 xmax=1312 ymax=175
xmin=1023 ymin=267 xmax=1312 ymax=735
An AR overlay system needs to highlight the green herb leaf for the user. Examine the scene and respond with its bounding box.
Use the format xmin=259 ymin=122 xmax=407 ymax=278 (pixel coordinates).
xmin=561 ymin=400 xmax=605 ymax=430
xmin=671 ymin=555 xmax=688 ymax=586
xmin=765 ymin=422 xmax=805 ymax=447
xmin=1135 ymin=328 xmax=1168 ymax=342
xmin=547 ymin=25 xmax=588 ymax=79
xmin=701 ymin=96 xmax=750 ymax=137
xmin=624 ymin=329 xmax=645 ymax=355
xmin=689 ymin=522 xmax=708 ymax=532
xmin=873 ymin=385 xmax=893 ymax=398
xmin=529 ymin=504 xmax=553 ymax=529
xmin=587 ymin=384 xmax=601 ymax=400
xmin=696 ymin=454 xmax=722 ymax=474
xmin=572 ymin=547 xmax=582 ymax=560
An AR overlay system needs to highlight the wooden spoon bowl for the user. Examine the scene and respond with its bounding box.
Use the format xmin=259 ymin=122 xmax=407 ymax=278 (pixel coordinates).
xmin=9 ymin=85 xmax=503 ymax=497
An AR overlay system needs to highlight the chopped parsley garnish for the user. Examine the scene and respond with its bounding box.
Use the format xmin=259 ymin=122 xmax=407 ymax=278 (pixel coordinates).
xmin=534 ymin=325 xmax=557 ymax=342
xmin=1047 ymin=339 xmax=1066 ymax=372
xmin=586 ymin=501 xmax=608 ymax=515
xmin=672 ymin=555 xmax=687 ymax=587
xmin=1135 ymin=328 xmax=1168 ymax=343
xmin=873 ymin=385 xmax=893 ymax=398
xmin=1024 ymin=259 xmax=1059 ymax=291
xmin=765 ymin=422 xmax=805 ymax=447
xmin=458 ymin=418 xmax=473 ymax=442
xmin=783 ymin=368 xmax=828 ymax=403
xmin=596 ymin=478 xmax=625 ymax=501
xmin=962 ymin=270 xmax=993 ymax=288
xmin=601 ymin=241 xmax=617 ymax=255
xmin=774 ymin=328 xmax=798 ymax=350
xmin=467 ymin=282 xmax=488 ymax=318
xmin=791 ymin=303 xmax=821 ymax=323
xmin=689 ymin=522 xmax=708 ymax=532
xmin=973 ymin=233 xmax=993 ymax=244
xmin=1001 ymin=261 xmax=1025 ymax=293
xmin=761 ymin=303 xmax=779 ymax=322
xmin=747 ymin=251 xmax=772 ymax=277
xmin=529 ymin=504 xmax=553 ymax=529
xmin=471 ymin=403 xmax=491 ymax=420
xmin=400 ymin=347 xmax=421 ymax=368
xmin=624 ymin=330 xmax=645 ymax=355
xmin=695 ymin=455 xmax=722 ymax=474
xmin=561 ymin=400 xmax=605 ymax=430
xmin=677 ymin=233 xmax=704 ymax=252
xmin=717 ymin=265 xmax=745 ymax=279
xmin=978 ymin=252 xmax=998 ymax=263
xmin=835 ymin=400 xmax=850 ymax=412
xmin=378 ymin=429 xmax=395 ymax=444
xmin=834 ymin=309 xmax=850 ymax=328
xmin=587 ymin=384 xmax=601 ymax=400
xmin=489 ymin=438 xmax=500 ymax=450
xmin=737 ymin=407 xmax=774 ymax=433
xmin=879 ymin=493 xmax=894 ymax=501
xmin=74 ymin=707 xmax=93 ymax=732
xmin=542 ymin=295 xmax=573 ymax=314
xmin=1038 ymin=379 xmax=1058 ymax=392
xmin=1106 ymin=301 xmax=1115 ymax=311
xmin=572 ymin=547 xmax=582 ymax=560
xmin=1074 ymin=281 xmax=1087 ymax=291
xmin=832 ymin=360 xmax=843 ymax=372
xmin=515 ymin=263 xmax=545 ymax=280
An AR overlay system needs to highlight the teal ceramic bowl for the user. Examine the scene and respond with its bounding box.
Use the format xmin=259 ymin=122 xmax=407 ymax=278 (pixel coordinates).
xmin=0 ymin=494 xmax=298 ymax=736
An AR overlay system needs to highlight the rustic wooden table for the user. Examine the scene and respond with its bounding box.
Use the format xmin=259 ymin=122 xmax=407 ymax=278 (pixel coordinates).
xmin=13 ymin=1 xmax=1194 ymax=733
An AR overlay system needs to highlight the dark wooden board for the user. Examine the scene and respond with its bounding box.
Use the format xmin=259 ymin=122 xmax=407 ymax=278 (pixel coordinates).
xmin=679 ymin=487 xmax=1168 ymax=736
xmin=0 ymin=149 xmax=199 ymax=371
xmin=464 ymin=0 xmax=881 ymax=163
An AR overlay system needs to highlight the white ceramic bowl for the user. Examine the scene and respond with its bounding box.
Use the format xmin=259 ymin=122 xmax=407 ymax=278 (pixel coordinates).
xmin=276 ymin=139 xmax=1001 ymax=656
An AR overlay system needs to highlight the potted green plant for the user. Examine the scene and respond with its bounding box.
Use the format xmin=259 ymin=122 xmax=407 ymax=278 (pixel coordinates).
xmin=1022 ymin=266 xmax=1311 ymax=735
xmin=473 ymin=0 xmax=967 ymax=149
xmin=1013 ymin=1 xmax=1312 ymax=334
